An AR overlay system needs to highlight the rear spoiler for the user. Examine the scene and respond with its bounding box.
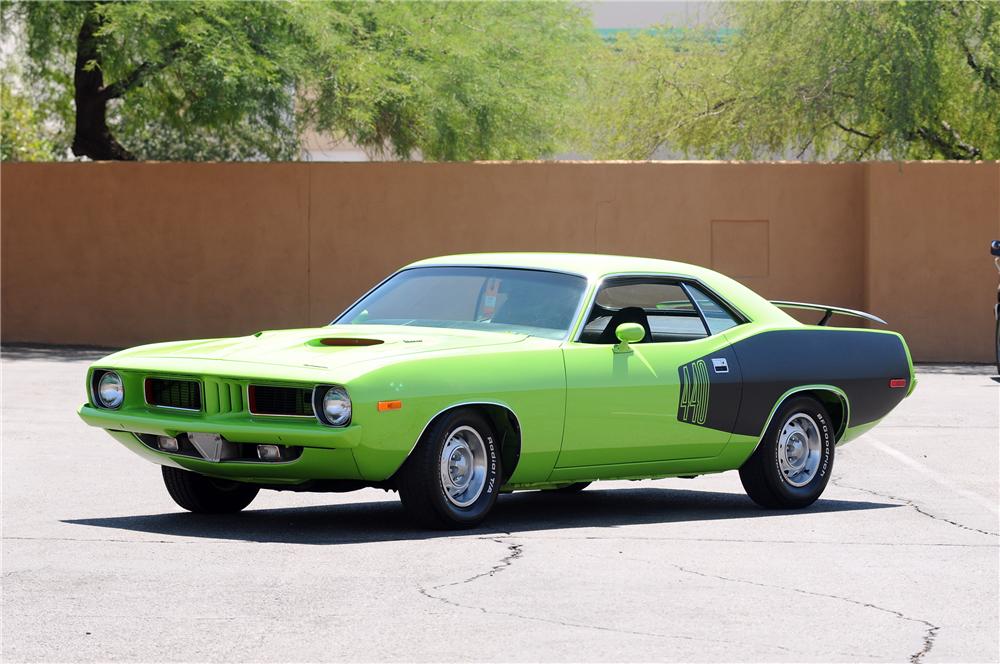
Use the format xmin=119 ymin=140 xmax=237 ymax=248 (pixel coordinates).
xmin=770 ymin=301 xmax=887 ymax=326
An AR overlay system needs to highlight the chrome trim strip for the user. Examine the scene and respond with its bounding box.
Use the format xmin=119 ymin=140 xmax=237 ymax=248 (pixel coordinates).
xmin=329 ymin=264 xmax=593 ymax=343
xmin=746 ymin=384 xmax=851 ymax=457
xmin=569 ymin=272 xmax=751 ymax=343
xmin=679 ymin=282 xmax=711 ymax=337
xmin=770 ymin=301 xmax=887 ymax=325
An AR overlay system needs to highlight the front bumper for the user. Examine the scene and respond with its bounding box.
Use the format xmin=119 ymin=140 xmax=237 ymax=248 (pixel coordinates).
xmin=79 ymin=403 xmax=366 ymax=483
xmin=78 ymin=404 xmax=362 ymax=448
xmin=103 ymin=430 xmax=362 ymax=484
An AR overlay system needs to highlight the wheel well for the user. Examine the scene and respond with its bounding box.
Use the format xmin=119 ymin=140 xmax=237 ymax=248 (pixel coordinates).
xmin=417 ymin=403 xmax=522 ymax=484
xmin=797 ymin=389 xmax=849 ymax=441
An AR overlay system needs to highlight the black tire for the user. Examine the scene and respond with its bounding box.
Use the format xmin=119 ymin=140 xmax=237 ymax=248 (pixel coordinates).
xmin=161 ymin=466 xmax=259 ymax=513
xmin=549 ymin=482 xmax=591 ymax=493
xmin=739 ymin=396 xmax=834 ymax=509
xmin=397 ymin=408 xmax=501 ymax=529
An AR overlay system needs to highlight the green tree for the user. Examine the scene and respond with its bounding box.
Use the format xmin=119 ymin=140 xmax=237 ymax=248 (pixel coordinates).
xmin=586 ymin=1 xmax=1000 ymax=160
xmin=2 ymin=1 xmax=596 ymax=161
xmin=1 ymin=69 xmax=60 ymax=162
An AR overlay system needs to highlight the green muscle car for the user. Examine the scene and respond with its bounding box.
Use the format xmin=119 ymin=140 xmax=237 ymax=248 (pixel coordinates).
xmin=78 ymin=253 xmax=915 ymax=528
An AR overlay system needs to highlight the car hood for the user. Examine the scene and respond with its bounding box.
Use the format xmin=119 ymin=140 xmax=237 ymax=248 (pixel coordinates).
xmin=101 ymin=325 xmax=531 ymax=379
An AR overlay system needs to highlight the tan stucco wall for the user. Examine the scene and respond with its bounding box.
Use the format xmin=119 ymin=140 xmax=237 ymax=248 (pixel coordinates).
xmin=2 ymin=161 xmax=997 ymax=361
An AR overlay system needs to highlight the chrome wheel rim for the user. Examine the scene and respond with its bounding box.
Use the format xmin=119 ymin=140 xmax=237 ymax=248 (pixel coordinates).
xmin=777 ymin=412 xmax=822 ymax=487
xmin=439 ymin=425 xmax=488 ymax=508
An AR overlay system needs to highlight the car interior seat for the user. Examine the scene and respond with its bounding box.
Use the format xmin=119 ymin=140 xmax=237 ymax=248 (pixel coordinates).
xmin=597 ymin=306 xmax=652 ymax=344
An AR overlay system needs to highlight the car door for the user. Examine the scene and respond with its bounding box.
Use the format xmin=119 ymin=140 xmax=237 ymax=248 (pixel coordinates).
xmin=556 ymin=277 xmax=744 ymax=468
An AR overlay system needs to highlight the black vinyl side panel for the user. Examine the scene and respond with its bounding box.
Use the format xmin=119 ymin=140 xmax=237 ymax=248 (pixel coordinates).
xmin=727 ymin=329 xmax=909 ymax=437
xmin=677 ymin=346 xmax=742 ymax=433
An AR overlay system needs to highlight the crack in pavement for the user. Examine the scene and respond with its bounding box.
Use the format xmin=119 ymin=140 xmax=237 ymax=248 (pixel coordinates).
xmin=497 ymin=534 xmax=997 ymax=548
xmin=416 ymin=535 xmax=794 ymax=654
xmin=832 ymin=478 xmax=999 ymax=538
xmin=7 ymin=531 xmax=998 ymax=550
xmin=666 ymin=563 xmax=940 ymax=664
xmin=426 ymin=535 xmax=523 ymax=591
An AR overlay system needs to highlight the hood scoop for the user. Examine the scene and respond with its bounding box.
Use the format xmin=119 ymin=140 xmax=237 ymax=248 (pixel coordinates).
xmin=311 ymin=337 xmax=384 ymax=347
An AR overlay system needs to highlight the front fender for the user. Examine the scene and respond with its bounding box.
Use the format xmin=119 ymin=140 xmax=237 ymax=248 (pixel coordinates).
xmin=346 ymin=342 xmax=565 ymax=483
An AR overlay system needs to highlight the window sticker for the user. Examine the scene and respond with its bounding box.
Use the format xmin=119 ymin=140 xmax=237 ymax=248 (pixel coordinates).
xmin=481 ymin=278 xmax=501 ymax=318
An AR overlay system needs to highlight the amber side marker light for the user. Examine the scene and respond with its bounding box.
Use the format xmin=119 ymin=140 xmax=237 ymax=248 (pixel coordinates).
xmin=377 ymin=400 xmax=403 ymax=412
xmin=889 ymin=379 xmax=907 ymax=389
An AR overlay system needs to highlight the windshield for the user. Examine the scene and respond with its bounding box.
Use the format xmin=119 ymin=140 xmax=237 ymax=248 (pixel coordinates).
xmin=336 ymin=266 xmax=588 ymax=339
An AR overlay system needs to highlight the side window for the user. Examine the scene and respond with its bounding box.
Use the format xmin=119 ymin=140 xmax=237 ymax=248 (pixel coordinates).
xmin=581 ymin=278 xmax=708 ymax=344
xmin=596 ymin=282 xmax=694 ymax=312
xmin=685 ymin=284 xmax=741 ymax=334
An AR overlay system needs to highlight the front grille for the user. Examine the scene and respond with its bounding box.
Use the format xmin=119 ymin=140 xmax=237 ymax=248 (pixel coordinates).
xmin=145 ymin=378 xmax=202 ymax=411
xmin=249 ymin=385 xmax=313 ymax=416
xmin=203 ymin=378 xmax=245 ymax=415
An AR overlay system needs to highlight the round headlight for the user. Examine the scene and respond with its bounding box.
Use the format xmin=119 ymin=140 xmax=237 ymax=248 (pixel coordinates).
xmin=321 ymin=386 xmax=351 ymax=426
xmin=96 ymin=371 xmax=124 ymax=408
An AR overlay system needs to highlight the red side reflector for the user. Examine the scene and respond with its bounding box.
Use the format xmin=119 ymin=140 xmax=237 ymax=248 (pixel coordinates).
xmin=377 ymin=400 xmax=403 ymax=412
xmin=889 ymin=379 xmax=907 ymax=389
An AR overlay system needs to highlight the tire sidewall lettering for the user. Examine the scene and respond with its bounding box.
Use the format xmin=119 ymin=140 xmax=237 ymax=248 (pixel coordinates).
xmin=485 ymin=435 xmax=497 ymax=495
xmin=773 ymin=405 xmax=833 ymax=490
xmin=815 ymin=412 xmax=831 ymax=479
xmin=441 ymin=423 xmax=499 ymax=513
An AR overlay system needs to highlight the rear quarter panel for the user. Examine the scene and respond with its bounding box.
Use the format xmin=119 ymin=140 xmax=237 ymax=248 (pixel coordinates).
xmin=722 ymin=324 xmax=913 ymax=439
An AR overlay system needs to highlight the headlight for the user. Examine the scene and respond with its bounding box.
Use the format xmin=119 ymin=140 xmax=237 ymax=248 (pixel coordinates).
xmin=95 ymin=371 xmax=124 ymax=409
xmin=319 ymin=386 xmax=351 ymax=426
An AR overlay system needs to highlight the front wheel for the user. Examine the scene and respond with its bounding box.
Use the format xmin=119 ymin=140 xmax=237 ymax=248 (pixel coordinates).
xmin=161 ymin=466 xmax=259 ymax=513
xmin=397 ymin=409 xmax=501 ymax=529
xmin=739 ymin=396 xmax=834 ymax=509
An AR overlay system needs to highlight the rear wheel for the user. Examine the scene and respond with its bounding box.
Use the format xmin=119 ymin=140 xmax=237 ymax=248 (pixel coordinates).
xmin=397 ymin=409 xmax=501 ymax=529
xmin=739 ymin=396 xmax=834 ymax=509
xmin=161 ymin=466 xmax=259 ymax=513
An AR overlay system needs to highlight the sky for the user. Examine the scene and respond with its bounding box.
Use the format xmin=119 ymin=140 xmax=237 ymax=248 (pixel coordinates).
xmin=583 ymin=1 xmax=722 ymax=29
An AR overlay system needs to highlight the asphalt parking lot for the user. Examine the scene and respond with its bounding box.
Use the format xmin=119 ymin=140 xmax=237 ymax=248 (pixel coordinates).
xmin=2 ymin=346 xmax=997 ymax=663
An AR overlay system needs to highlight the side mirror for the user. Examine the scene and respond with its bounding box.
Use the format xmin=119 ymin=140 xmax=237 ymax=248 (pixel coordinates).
xmin=613 ymin=322 xmax=645 ymax=353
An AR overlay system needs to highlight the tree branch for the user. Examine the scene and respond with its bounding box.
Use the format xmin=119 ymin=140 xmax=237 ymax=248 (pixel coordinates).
xmin=939 ymin=120 xmax=981 ymax=158
xmin=100 ymin=61 xmax=156 ymax=100
xmin=915 ymin=121 xmax=981 ymax=160
xmin=99 ymin=41 xmax=183 ymax=100
xmin=962 ymin=43 xmax=999 ymax=92
xmin=833 ymin=121 xmax=874 ymax=140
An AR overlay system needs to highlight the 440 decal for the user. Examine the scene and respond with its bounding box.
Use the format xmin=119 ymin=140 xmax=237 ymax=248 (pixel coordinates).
xmin=678 ymin=359 xmax=711 ymax=425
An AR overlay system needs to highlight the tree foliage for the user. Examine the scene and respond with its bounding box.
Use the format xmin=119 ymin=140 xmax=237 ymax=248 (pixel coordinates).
xmin=586 ymin=1 xmax=1000 ymax=160
xmin=1 ymin=67 xmax=60 ymax=162
xmin=1 ymin=1 xmax=596 ymax=161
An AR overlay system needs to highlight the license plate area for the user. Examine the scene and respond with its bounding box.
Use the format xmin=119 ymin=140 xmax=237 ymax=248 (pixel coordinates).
xmin=187 ymin=433 xmax=240 ymax=462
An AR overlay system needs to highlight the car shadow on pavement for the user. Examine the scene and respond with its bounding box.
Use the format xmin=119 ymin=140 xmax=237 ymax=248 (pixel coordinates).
xmin=63 ymin=487 xmax=898 ymax=545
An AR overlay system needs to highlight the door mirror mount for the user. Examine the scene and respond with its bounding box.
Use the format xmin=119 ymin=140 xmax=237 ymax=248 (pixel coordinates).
xmin=613 ymin=322 xmax=645 ymax=353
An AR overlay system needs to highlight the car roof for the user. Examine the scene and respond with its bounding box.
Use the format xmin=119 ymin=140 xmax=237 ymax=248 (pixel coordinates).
xmin=406 ymin=252 xmax=717 ymax=281
xmin=405 ymin=252 xmax=793 ymax=325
